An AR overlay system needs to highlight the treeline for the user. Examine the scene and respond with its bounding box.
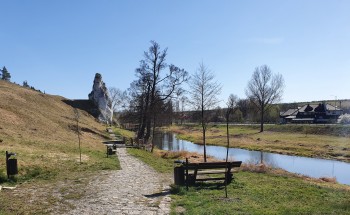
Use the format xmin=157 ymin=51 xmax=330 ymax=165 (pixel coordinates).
xmin=174 ymin=99 xmax=281 ymax=124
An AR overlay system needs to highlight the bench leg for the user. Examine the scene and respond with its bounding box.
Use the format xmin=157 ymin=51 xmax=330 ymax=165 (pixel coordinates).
xmin=188 ymin=174 xmax=196 ymax=186
xmin=226 ymin=173 xmax=233 ymax=184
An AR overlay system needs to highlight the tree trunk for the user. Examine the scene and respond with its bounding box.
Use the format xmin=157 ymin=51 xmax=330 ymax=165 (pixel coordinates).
xmin=138 ymin=119 xmax=146 ymax=139
xmin=145 ymin=117 xmax=151 ymax=141
xmin=260 ymin=106 xmax=264 ymax=132
xmin=138 ymin=90 xmax=150 ymax=139
xmin=151 ymin=112 xmax=157 ymax=152
xmin=225 ymin=117 xmax=230 ymax=198
xmin=226 ymin=119 xmax=230 ymax=162
xmin=203 ymin=125 xmax=207 ymax=162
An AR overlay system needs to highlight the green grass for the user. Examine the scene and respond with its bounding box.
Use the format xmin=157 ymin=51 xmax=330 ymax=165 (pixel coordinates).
xmin=127 ymin=148 xmax=174 ymax=173
xmin=171 ymin=171 xmax=350 ymax=215
xmin=113 ymin=127 xmax=135 ymax=139
xmin=126 ymin=147 xmax=350 ymax=215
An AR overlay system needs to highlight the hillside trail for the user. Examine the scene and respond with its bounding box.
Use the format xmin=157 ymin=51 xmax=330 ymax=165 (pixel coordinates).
xmin=63 ymin=148 xmax=172 ymax=215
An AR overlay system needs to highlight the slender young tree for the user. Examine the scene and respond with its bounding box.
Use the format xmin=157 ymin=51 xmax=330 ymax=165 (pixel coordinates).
xmin=224 ymin=94 xmax=238 ymax=198
xmin=245 ymin=65 xmax=284 ymax=132
xmin=189 ymin=62 xmax=222 ymax=162
xmin=74 ymin=108 xmax=82 ymax=164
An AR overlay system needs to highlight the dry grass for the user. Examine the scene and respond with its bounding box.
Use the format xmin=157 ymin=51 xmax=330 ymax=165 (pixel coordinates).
xmin=240 ymin=163 xmax=270 ymax=173
xmin=319 ymin=177 xmax=337 ymax=183
xmin=154 ymin=149 xmax=218 ymax=163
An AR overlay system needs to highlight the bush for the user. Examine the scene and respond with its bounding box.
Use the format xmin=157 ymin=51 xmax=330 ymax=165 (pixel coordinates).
xmin=339 ymin=114 xmax=350 ymax=124
xmin=0 ymin=170 xmax=7 ymax=183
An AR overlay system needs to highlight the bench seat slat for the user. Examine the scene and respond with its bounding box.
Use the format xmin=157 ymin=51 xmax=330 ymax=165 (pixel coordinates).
xmin=189 ymin=170 xmax=228 ymax=174
xmin=195 ymin=177 xmax=227 ymax=181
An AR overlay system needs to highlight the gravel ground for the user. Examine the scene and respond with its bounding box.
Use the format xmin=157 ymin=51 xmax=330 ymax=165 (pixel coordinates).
xmin=63 ymin=148 xmax=171 ymax=215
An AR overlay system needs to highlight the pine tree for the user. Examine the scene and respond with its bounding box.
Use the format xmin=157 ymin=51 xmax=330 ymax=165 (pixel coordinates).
xmin=1 ymin=66 xmax=11 ymax=81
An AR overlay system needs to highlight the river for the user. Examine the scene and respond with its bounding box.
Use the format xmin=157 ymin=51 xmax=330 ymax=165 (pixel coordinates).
xmin=153 ymin=132 xmax=350 ymax=186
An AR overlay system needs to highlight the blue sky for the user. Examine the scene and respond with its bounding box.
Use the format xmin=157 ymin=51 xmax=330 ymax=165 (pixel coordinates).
xmin=1 ymin=0 xmax=349 ymax=105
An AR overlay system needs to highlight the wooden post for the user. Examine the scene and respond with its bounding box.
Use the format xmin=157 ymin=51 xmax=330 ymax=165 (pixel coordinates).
xmin=186 ymin=158 xmax=189 ymax=191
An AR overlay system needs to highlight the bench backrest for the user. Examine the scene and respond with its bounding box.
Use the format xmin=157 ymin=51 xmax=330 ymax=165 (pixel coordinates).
xmin=102 ymin=140 xmax=125 ymax=145
xmin=185 ymin=161 xmax=242 ymax=170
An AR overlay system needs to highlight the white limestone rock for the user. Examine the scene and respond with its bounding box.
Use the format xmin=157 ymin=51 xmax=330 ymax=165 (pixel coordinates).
xmin=88 ymin=73 xmax=113 ymax=123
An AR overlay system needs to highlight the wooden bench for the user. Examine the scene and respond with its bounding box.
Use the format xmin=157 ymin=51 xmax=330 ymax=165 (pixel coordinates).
xmin=183 ymin=160 xmax=242 ymax=186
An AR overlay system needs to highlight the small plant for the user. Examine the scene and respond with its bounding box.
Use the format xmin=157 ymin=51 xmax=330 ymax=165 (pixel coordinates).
xmin=240 ymin=163 xmax=269 ymax=173
xmin=0 ymin=170 xmax=8 ymax=183
xmin=170 ymin=184 xmax=186 ymax=195
xmin=303 ymin=126 xmax=310 ymax=137
xmin=74 ymin=108 xmax=82 ymax=164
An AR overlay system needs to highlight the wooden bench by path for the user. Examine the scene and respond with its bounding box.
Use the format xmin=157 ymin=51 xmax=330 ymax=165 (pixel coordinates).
xmin=183 ymin=160 xmax=242 ymax=186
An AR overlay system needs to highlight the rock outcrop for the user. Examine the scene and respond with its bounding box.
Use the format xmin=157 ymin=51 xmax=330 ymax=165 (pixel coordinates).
xmin=88 ymin=73 xmax=113 ymax=123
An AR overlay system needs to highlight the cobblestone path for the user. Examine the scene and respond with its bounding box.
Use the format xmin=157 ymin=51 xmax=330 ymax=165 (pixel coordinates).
xmin=66 ymin=148 xmax=171 ymax=215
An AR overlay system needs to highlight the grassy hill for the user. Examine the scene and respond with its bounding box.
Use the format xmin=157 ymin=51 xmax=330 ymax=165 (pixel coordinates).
xmin=0 ymin=80 xmax=120 ymax=214
xmin=0 ymin=81 xmax=119 ymax=183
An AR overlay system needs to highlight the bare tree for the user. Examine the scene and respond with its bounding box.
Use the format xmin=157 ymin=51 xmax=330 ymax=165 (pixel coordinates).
xmin=108 ymin=87 xmax=128 ymax=112
xmin=189 ymin=62 xmax=222 ymax=162
xmin=132 ymin=41 xmax=188 ymax=145
xmin=245 ymin=65 xmax=284 ymax=132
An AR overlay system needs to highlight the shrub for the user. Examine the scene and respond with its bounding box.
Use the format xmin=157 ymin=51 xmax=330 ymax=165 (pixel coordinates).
xmin=339 ymin=114 xmax=350 ymax=124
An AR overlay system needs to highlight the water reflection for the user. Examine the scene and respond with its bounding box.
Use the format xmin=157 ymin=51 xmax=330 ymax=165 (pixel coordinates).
xmin=153 ymin=131 xmax=350 ymax=186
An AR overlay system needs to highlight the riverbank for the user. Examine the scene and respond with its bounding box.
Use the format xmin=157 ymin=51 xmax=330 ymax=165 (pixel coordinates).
xmin=166 ymin=124 xmax=350 ymax=163
xmin=127 ymin=148 xmax=350 ymax=214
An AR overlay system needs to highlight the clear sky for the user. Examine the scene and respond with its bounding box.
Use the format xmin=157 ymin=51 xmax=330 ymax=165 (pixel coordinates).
xmin=1 ymin=0 xmax=349 ymax=105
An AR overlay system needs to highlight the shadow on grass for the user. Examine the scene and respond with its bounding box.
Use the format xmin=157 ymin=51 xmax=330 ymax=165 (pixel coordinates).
xmin=192 ymin=182 xmax=226 ymax=190
xmin=171 ymin=180 xmax=244 ymax=195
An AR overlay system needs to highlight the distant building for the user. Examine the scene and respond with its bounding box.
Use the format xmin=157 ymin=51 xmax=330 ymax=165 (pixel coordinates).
xmin=280 ymin=102 xmax=343 ymax=124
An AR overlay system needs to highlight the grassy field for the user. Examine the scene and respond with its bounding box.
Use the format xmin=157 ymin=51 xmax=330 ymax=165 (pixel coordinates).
xmin=0 ymin=80 xmax=120 ymax=214
xmin=167 ymin=124 xmax=350 ymax=163
xmin=127 ymin=148 xmax=350 ymax=215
